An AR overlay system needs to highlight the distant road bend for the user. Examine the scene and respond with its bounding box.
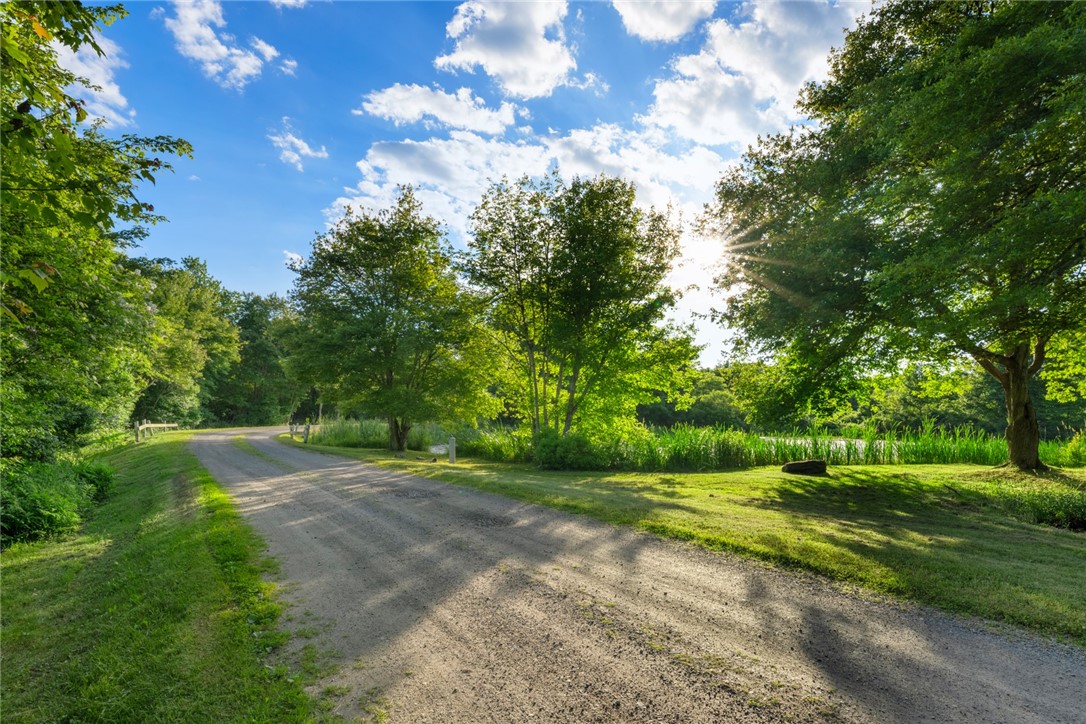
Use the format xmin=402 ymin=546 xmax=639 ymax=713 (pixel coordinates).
xmin=191 ymin=428 xmax=1086 ymax=723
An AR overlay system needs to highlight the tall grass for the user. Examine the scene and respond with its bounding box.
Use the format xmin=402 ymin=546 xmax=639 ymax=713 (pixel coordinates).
xmin=310 ymin=418 xmax=453 ymax=452
xmin=576 ymin=423 xmax=1083 ymax=472
xmin=308 ymin=417 xmax=1084 ymax=472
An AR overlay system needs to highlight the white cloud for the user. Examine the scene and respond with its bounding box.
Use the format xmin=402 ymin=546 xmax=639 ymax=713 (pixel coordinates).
xmin=612 ymin=0 xmax=716 ymax=42
xmin=332 ymin=124 xmax=733 ymax=360
xmin=162 ymin=0 xmax=279 ymax=90
xmin=280 ymin=58 xmax=298 ymax=76
xmin=250 ymin=37 xmax=279 ymax=62
xmin=268 ymin=117 xmax=329 ymax=171
xmin=643 ymin=0 xmax=865 ymax=148
xmin=188 ymin=174 xmax=201 ymax=182
xmin=271 ymin=0 xmax=307 ymax=7
xmin=54 ymin=35 xmax=136 ymax=128
xmin=358 ymin=84 xmax=517 ymax=134
xmin=435 ymin=1 xmax=577 ymax=99
xmin=283 ymin=250 xmax=304 ymax=267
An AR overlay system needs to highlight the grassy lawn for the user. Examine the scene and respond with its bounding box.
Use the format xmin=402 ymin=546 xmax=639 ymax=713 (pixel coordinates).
xmin=284 ymin=436 xmax=1086 ymax=646
xmin=1 ymin=433 xmax=321 ymax=722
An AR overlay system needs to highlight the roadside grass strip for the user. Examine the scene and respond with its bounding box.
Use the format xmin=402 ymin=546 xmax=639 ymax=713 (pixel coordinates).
xmin=1 ymin=433 xmax=320 ymax=722
xmin=284 ymin=436 xmax=1086 ymax=646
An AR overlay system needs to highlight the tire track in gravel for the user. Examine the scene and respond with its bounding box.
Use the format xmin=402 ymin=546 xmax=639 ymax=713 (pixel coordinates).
xmin=190 ymin=428 xmax=1086 ymax=723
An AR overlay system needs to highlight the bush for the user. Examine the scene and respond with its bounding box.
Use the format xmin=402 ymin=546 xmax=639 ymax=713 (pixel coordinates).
xmin=75 ymin=461 xmax=116 ymax=502
xmin=1 ymin=461 xmax=89 ymax=546
xmin=0 ymin=459 xmax=116 ymax=546
xmin=534 ymin=429 xmax=606 ymax=470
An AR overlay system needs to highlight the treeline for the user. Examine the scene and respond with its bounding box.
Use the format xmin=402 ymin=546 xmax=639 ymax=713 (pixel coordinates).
xmin=638 ymin=362 xmax=1086 ymax=440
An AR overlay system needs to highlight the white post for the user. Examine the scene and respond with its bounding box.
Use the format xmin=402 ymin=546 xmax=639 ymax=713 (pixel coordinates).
xmin=448 ymin=436 xmax=456 ymax=464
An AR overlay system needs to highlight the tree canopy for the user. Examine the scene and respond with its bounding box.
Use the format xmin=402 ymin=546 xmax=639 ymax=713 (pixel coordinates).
xmin=704 ymin=1 xmax=1086 ymax=470
xmin=287 ymin=187 xmax=498 ymax=450
xmin=1 ymin=1 xmax=191 ymax=459
xmin=465 ymin=173 xmax=697 ymax=437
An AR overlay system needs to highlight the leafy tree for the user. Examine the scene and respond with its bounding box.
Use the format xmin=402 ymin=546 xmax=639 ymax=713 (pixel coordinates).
xmin=287 ymin=188 xmax=498 ymax=450
xmin=704 ymin=1 xmax=1085 ymax=469
xmin=1 ymin=2 xmax=190 ymax=458
xmin=202 ymin=293 xmax=306 ymax=425
xmin=127 ymin=258 xmax=239 ymax=426
xmin=466 ymin=174 xmax=697 ymax=436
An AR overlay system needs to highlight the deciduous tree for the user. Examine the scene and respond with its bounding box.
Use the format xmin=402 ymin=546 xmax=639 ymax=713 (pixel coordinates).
xmin=704 ymin=1 xmax=1085 ymax=470
xmin=288 ymin=188 xmax=497 ymax=450
xmin=466 ymin=174 xmax=697 ymax=436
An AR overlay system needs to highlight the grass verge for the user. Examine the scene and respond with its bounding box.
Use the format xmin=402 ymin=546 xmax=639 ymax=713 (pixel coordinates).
xmin=283 ymin=436 xmax=1086 ymax=646
xmin=1 ymin=432 xmax=320 ymax=722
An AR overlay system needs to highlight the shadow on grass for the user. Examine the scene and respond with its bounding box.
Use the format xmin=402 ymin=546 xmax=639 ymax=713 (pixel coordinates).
xmin=753 ymin=469 xmax=1086 ymax=643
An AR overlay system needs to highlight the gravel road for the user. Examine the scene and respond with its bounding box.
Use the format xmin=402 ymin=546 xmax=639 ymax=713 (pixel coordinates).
xmin=190 ymin=428 xmax=1086 ymax=723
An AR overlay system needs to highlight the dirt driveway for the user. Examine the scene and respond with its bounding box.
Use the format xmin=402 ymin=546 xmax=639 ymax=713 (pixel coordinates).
xmin=190 ymin=428 xmax=1086 ymax=723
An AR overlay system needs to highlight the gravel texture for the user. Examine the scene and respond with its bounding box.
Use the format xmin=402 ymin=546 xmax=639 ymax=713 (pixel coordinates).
xmin=190 ymin=428 xmax=1086 ymax=723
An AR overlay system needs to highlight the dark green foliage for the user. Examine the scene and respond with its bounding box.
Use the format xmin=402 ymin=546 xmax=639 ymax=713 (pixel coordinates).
xmin=202 ymin=293 xmax=304 ymax=425
xmin=288 ymin=187 xmax=498 ymax=450
xmin=705 ymin=1 xmax=1086 ymax=470
xmin=127 ymin=257 xmax=240 ymax=426
xmin=1 ymin=2 xmax=191 ymax=458
xmin=534 ymin=428 xmax=605 ymax=470
xmin=465 ymin=173 xmax=697 ymax=437
xmin=74 ymin=460 xmax=115 ymax=502
xmin=0 ymin=459 xmax=114 ymax=545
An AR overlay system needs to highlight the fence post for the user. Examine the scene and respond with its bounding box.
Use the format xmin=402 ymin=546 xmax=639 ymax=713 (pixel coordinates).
xmin=449 ymin=436 xmax=456 ymax=464
xmin=134 ymin=421 xmax=140 ymax=443
xmin=303 ymin=422 xmax=310 ymax=444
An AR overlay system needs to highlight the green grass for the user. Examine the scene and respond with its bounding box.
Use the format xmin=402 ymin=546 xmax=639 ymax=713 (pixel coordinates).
xmin=283 ymin=436 xmax=1086 ymax=645
xmin=1 ymin=432 xmax=321 ymax=722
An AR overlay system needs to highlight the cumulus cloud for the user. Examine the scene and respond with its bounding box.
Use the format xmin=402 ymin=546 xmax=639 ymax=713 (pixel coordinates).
xmin=250 ymin=37 xmax=279 ymax=62
xmin=612 ymin=0 xmax=716 ymax=42
xmin=330 ymin=124 xmax=734 ymax=359
xmin=271 ymin=0 xmax=307 ymax=7
xmin=280 ymin=58 xmax=299 ymax=76
xmin=283 ymin=250 xmax=304 ymax=267
xmin=268 ymin=117 xmax=329 ymax=171
xmin=643 ymin=0 xmax=865 ymax=148
xmin=53 ymin=35 xmax=136 ymax=128
xmin=435 ymin=1 xmax=577 ymax=99
xmin=357 ymin=84 xmax=517 ymax=134
xmin=162 ymin=0 xmax=279 ymax=90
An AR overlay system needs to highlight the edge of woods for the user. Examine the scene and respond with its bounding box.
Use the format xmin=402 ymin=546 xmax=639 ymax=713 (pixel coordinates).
xmin=281 ymin=433 xmax=1086 ymax=648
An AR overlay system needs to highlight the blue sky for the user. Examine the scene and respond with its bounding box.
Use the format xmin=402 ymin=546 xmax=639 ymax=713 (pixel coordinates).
xmin=60 ymin=0 xmax=869 ymax=363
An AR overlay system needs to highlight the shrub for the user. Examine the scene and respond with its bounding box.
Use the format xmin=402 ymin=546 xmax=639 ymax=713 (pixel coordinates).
xmin=534 ymin=429 xmax=605 ymax=470
xmin=1 ymin=460 xmax=92 ymax=546
xmin=74 ymin=461 xmax=116 ymax=502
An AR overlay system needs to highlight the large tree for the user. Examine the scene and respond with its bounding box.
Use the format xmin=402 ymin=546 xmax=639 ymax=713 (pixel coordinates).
xmin=127 ymin=258 xmax=240 ymax=426
xmin=466 ymin=173 xmax=697 ymax=436
xmin=1 ymin=2 xmax=190 ymax=458
xmin=287 ymin=188 xmax=497 ymax=450
xmin=704 ymin=1 xmax=1085 ymax=470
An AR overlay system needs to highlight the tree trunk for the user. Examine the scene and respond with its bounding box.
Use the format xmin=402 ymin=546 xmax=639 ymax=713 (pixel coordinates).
xmin=388 ymin=416 xmax=410 ymax=451
xmin=562 ymin=362 xmax=580 ymax=436
xmin=1003 ymin=353 xmax=1044 ymax=470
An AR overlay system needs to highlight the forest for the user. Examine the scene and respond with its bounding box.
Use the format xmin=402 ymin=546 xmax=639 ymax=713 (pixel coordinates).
xmin=2 ymin=1 xmax=1084 ymax=546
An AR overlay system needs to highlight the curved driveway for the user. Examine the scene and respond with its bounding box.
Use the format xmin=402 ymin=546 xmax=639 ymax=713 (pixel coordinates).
xmin=190 ymin=428 xmax=1086 ymax=722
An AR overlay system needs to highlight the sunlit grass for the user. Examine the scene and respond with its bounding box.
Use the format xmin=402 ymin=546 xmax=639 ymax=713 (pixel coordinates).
xmin=2 ymin=433 xmax=319 ymax=722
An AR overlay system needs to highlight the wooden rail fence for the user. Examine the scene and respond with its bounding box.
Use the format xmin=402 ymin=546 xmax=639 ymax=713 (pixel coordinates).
xmin=134 ymin=420 xmax=178 ymax=442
